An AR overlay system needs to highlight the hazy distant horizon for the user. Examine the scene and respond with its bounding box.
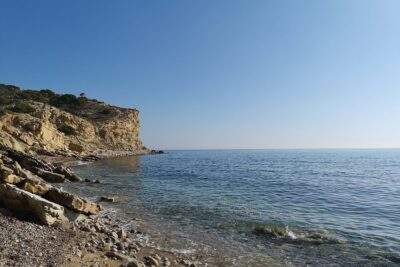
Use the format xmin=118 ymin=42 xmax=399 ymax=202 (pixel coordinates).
xmin=157 ymin=147 xmax=400 ymax=151
xmin=2 ymin=0 xmax=400 ymax=149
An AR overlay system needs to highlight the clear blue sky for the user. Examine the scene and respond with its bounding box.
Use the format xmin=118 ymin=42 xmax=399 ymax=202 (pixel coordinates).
xmin=1 ymin=0 xmax=400 ymax=149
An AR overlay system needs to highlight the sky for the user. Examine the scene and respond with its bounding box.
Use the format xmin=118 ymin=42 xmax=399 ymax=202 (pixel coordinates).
xmin=1 ymin=0 xmax=400 ymax=149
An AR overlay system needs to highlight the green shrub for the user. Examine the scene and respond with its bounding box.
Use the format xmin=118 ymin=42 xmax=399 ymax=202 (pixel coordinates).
xmin=50 ymin=94 xmax=82 ymax=107
xmin=0 ymin=95 xmax=10 ymax=105
xmin=100 ymin=109 xmax=112 ymax=115
xmin=0 ymin=84 xmax=20 ymax=92
xmin=10 ymin=103 xmax=36 ymax=113
xmin=58 ymin=124 xmax=77 ymax=135
xmin=40 ymin=89 xmax=56 ymax=98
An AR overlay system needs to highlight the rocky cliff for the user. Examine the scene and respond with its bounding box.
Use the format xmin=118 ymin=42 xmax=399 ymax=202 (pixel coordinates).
xmin=0 ymin=84 xmax=148 ymax=156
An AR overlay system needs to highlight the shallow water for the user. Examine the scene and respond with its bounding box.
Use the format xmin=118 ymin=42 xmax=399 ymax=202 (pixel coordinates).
xmin=65 ymin=149 xmax=400 ymax=266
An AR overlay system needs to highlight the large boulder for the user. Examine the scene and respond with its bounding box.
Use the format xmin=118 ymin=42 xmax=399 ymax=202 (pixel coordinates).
xmin=23 ymin=179 xmax=52 ymax=195
xmin=3 ymin=174 xmax=23 ymax=184
xmin=0 ymin=165 xmax=14 ymax=179
xmin=6 ymin=149 xmax=54 ymax=172
xmin=10 ymin=161 xmax=36 ymax=179
xmin=68 ymin=142 xmax=84 ymax=153
xmin=0 ymin=184 xmax=68 ymax=225
xmin=54 ymin=166 xmax=81 ymax=182
xmin=45 ymin=187 xmax=101 ymax=215
xmin=0 ymin=166 xmax=22 ymax=184
xmin=33 ymin=168 xmax=66 ymax=183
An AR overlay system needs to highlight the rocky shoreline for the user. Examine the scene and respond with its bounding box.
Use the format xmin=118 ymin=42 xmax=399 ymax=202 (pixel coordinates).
xmin=0 ymin=149 xmax=198 ymax=267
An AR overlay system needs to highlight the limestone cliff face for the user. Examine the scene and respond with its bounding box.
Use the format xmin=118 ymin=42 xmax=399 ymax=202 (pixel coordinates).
xmin=0 ymin=101 xmax=146 ymax=154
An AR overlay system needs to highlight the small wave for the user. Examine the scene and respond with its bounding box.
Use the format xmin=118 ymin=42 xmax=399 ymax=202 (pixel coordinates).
xmin=253 ymin=224 xmax=344 ymax=245
xmin=75 ymin=160 xmax=93 ymax=166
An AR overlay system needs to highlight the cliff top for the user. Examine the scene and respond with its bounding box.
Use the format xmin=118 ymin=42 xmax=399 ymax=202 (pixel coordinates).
xmin=0 ymin=83 xmax=138 ymax=124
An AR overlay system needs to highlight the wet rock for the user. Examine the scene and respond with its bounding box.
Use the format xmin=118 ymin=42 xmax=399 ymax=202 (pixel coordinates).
xmin=94 ymin=179 xmax=103 ymax=184
xmin=0 ymin=183 xmax=68 ymax=225
xmin=44 ymin=187 xmax=101 ymax=215
xmin=100 ymin=196 xmax=119 ymax=203
xmin=54 ymin=166 xmax=81 ymax=182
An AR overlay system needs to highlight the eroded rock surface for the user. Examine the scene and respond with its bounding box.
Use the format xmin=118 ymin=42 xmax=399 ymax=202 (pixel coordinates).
xmin=0 ymin=184 xmax=67 ymax=225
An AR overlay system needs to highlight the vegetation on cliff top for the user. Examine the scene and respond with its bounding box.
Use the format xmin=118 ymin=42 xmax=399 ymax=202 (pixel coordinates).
xmin=0 ymin=83 xmax=86 ymax=109
xmin=0 ymin=83 xmax=137 ymax=121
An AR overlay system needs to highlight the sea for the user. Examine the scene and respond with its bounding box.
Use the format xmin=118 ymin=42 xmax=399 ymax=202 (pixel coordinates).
xmin=64 ymin=149 xmax=400 ymax=266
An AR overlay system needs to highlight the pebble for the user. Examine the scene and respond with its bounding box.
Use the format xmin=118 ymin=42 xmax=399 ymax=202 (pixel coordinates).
xmin=111 ymin=231 xmax=119 ymax=240
xmin=127 ymin=259 xmax=145 ymax=267
xmin=117 ymin=229 xmax=127 ymax=239
xmin=145 ymin=256 xmax=159 ymax=266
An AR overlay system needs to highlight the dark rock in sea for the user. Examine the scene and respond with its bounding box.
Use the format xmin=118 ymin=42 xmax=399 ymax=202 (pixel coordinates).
xmin=54 ymin=166 xmax=81 ymax=182
xmin=100 ymin=196 xmax=119 ymax=203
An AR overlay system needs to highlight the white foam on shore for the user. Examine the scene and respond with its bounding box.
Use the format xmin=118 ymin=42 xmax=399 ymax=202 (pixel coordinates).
xmin=75 ymin=160 xmax=93 ymax=166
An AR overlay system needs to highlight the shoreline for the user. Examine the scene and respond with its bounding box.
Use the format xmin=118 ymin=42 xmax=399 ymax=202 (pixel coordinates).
xmin=0 ymin=149 xmax=200 ymax=267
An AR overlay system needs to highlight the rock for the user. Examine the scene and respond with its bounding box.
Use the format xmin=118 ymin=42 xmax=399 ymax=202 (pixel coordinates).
xmin=68 ymin=142 xmax=84 ymax=153
xmin=44 ymin=187 xmax=101 ymax=215
xmin=0 ymin=165 xmax=14 ymax=178
xmin=33 ymin=168 xmax=66 ymax=183
xmin=127 ymin=259 xmax=145 ymax=267
xmin=84 ymin=178 xmax=91 ymax=182
xmin=0 ymin=183 xmax=68 ymax=225
xmin=153 ymin=254 xmax=162 ymax=261
xmin=94 ymin=179 xmax=103 ymax=184
xmin=102 ymin=243 xmax=112 ymax=252
xmin=22 ymin=179 xmax=51 ymax=195
xmin=3 ymin=174 xmax=23 ymax=184
xmin=6 ymin=149 xmax=54 ymax=172
xmin=116 ymin=242 xmax=125 ymax=250
xmin=117 ymin=229 xmax=127 ymax=239
xmin=105 ymin=251 xmax=135 ymax=262
xmin=145 ymin=256 xmax=159 ymax=266
xmin=11 ymin=161 xmax=42 ymax=181
xmin=162 ymin=257 xmax=171 ymax=267
xmin=111 ymin=231 xmax=119 ymax=240
xmin=100 ymin=196 xmax=119 ymax=202
xmin=54 ymin=166 xmax=81 ymax=182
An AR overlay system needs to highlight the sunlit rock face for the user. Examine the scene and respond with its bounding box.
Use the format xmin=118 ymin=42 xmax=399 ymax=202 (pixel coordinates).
xmin=0 ymin=101 xmax=146 ymax=154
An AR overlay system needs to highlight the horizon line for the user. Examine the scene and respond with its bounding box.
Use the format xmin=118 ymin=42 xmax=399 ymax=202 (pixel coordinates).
xmin=155 ymin=147 xmax=400 ymax=151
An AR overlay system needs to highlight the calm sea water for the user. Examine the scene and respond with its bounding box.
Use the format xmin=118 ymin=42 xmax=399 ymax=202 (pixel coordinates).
xmin=65 ymin=149 xmax=400 ymax=266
